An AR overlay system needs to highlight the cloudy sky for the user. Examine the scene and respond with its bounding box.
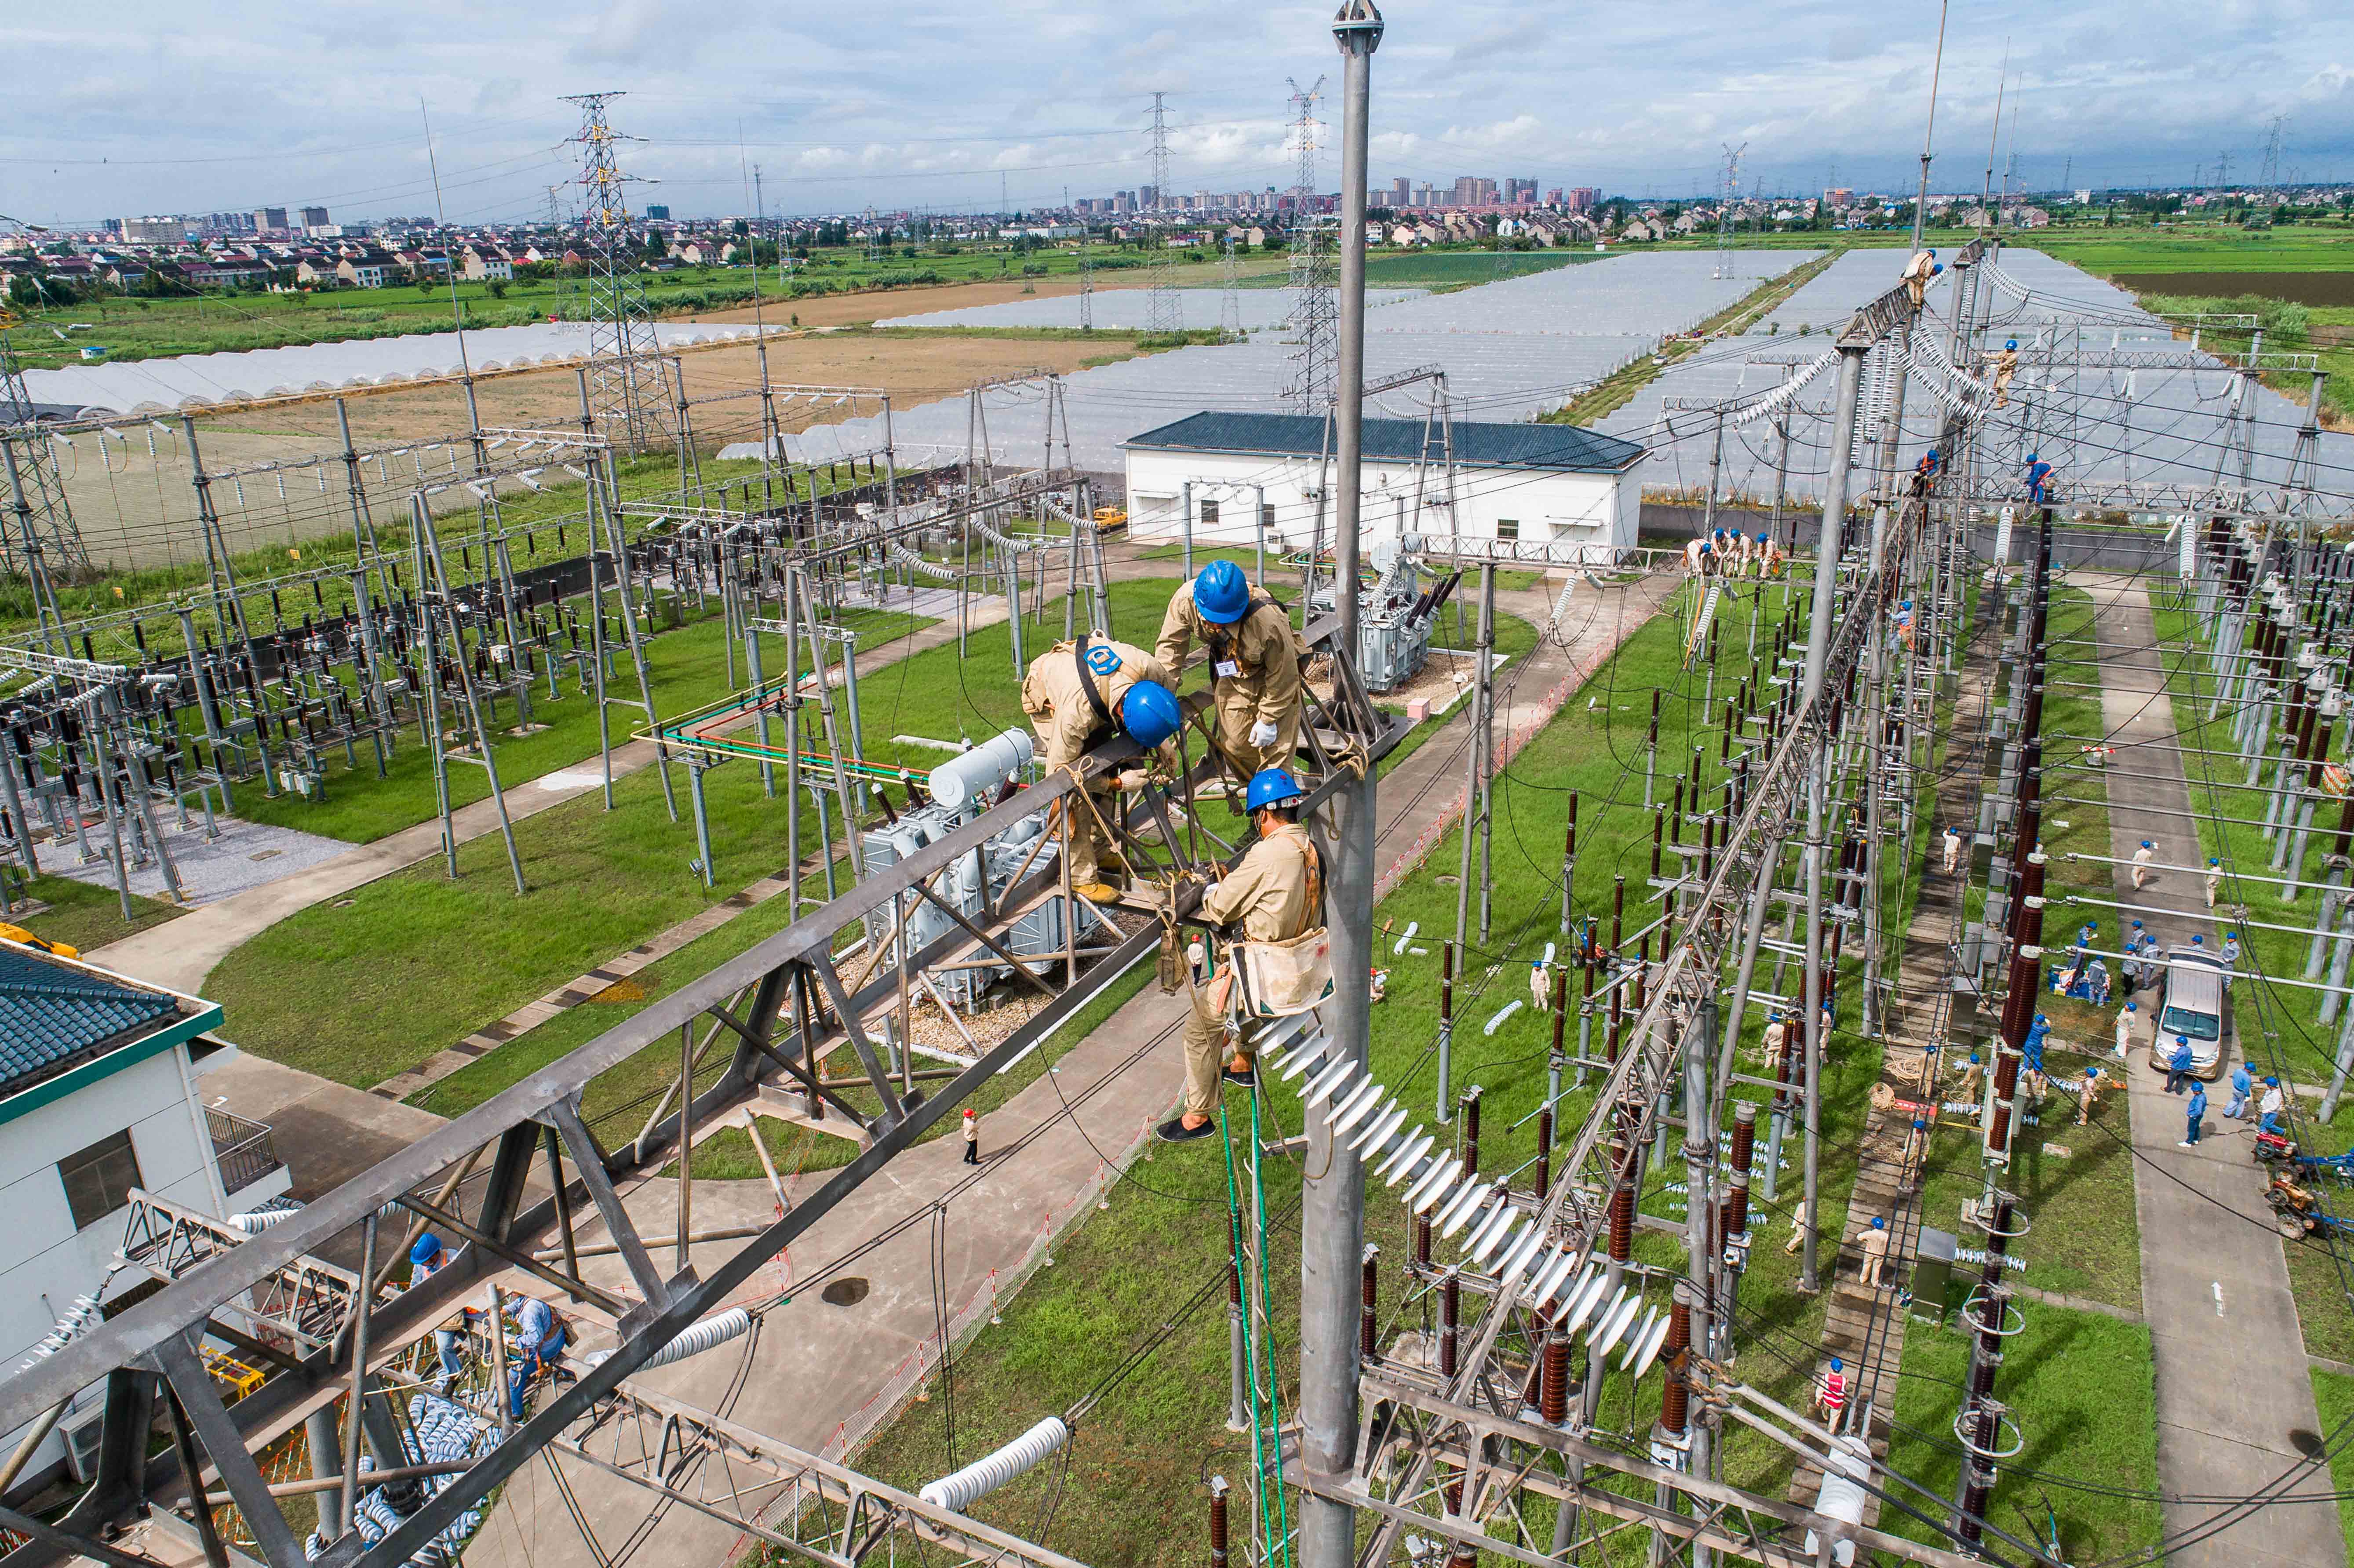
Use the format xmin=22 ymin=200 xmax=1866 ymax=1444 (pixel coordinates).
xmin=4 ymin=0 xmax=2350 ymax=226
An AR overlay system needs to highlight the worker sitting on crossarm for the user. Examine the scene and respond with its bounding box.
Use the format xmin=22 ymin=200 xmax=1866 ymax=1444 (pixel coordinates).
xmin=1158 ymin=768 xmax=1326 ymax=1143
xmin=1020 ymin=633 xmax=1181 ymax=905
xmin=1155 ymin=560 xmax=1309 ymax=794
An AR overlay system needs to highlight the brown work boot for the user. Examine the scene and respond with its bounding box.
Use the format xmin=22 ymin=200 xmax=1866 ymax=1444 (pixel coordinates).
xmin=1075 ymin=881 xmax=1123 ymax=905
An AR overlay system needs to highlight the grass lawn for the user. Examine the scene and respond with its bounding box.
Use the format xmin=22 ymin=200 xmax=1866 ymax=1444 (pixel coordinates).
xmin=11 ymin=874 xmax=184 ymax=957
xmin=845 ymin=577 xmax=1964 ymax=1557
xmin=1883 ymin=1304 xmax=2163 ymax=1563
xmin=2311 ymin=1366 xmax=2354 ymax=1559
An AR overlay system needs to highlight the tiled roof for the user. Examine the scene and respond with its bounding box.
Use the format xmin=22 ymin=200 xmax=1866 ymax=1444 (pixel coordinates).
xmin=0 ymin=946 xmax=183 ymax=1098
xmin=1122 ymin=410 xmax=1645 ymax=473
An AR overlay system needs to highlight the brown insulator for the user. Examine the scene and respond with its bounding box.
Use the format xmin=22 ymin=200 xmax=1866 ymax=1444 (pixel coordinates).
xmin=1535 ymin=1105 xmax=1555 ymax=1201
xmin=1461 ymin=1086 xmax=1483 ymax=1178
xmin=1415 ymin=1212 xmax=1432 ymax=1270
xmin=1208 ymin=1478 xmax=1229 ymax=1568
xmin=1610 ymin=1182 xmax=1635 ymax=1262
xmin=1439 ymin=1271 xmax=1460 ymax=1377
xmin=1440 ymin=940 xmax=1454 ymax=1026
xmin=1659 ymin=1299 xmax=1693 ymax=1435
xmin=1541 ymin=1329 xmax=1571 ymax=1426
xmin=1360 ymin=1246 xmax=1380 ymax=1362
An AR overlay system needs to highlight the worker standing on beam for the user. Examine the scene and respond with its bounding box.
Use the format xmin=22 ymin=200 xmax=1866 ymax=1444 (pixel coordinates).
xmin=1156 ymin=560 xmax=1310 ymax=795
xmin=1900 ymin=247 xmax=1941 ymax=307
xmin=1020 ymin=633 xmax=1181 ymax=905
xmin=1158 ymin=768 xmax=1327 ymax=1143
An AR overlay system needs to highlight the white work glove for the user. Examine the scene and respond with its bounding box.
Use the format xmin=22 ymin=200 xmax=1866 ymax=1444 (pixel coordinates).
xmin=1116 ymin=769 xmax=1149 ymax=793
xmin=1249 ymin=719 xmax=1279 ymax=748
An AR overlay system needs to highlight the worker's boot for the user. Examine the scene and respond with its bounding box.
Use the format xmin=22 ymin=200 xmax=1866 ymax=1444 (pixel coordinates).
xmin=1074 ymin=881 xmax=1123 ymax=905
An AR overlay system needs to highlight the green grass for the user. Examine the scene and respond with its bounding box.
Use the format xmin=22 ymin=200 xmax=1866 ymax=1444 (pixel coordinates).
xmin=10 ymin=873 xmax=184 ymax=956
xmin=1883 ymin=1305 xmax=2163 ymax=1563
xmin=2311 ymin=1366 xmax=2354 ymax=1559
xmin=845 ymin=577 xmax=1969 ymax=1558
xmin=208 ymin=577 xmax=1183 ymax=1089
xmin=2029 ymin=225 xmax=2354 ymax=276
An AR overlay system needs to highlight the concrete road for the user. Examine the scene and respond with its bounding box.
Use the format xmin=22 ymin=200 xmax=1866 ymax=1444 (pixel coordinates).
xmin=2088 ymin=571 xmax=2345 ymax=1568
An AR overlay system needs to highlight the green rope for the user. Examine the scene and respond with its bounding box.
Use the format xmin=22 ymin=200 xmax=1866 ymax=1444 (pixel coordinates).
xmin=1219 ymin=1081 xmax=1295 ymax=1568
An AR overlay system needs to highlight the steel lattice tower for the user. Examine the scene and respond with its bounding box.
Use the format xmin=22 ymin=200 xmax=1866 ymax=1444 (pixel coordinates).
xmin=0 ymin=324 xmax=89 ymax=593
xmin=1219 ymin=236 xmax=1242 ymax=337
xmin=1712 ymin=142 xmax=1745 ymax=280
xmin=565 ymin=92 xmax=674 ymax=456
xmin=1145 ymin=93 xmax=1182 ymax=336
xmin=1283 ymin=76 xmax=1336 ymax=413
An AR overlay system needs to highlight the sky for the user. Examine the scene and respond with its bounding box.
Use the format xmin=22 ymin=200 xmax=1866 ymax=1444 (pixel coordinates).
xmin=4 ymin=0 xmax=2352 ymax=227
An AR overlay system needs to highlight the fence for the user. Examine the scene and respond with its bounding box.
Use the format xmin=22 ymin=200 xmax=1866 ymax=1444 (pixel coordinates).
xmin=207 ymin=1106 xmax=284 ymax=1196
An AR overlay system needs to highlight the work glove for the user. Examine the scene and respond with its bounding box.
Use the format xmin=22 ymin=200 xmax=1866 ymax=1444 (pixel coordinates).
xmin=1117 ymin=769 xmax=1149 ymax=793
xmin=1249 ymin=719 xmax=1279 ymax=748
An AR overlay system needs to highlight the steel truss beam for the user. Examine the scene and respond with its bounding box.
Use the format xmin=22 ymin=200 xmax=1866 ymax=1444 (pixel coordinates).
xmin=545 ymin=1382 xmax=1090 ymax=1568
xmin=0 ymin=613 xmax=1395 ymax=1568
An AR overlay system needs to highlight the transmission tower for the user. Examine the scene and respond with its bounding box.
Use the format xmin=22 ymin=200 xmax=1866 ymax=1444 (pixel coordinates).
xmin=1220 ymin=235 xmax=1243 ymax=338
xmin=1712 ymin=141 xmax=1746 ymax=280
xmin=2261 ymin=115 xmax=2286 ymax=200
xmin=1078 ymin=227 xmax=1094 ymax=331
xmin=1283 ymin=75 xmax=1336 ymax=413
xmin=0 ymin=323 xmax=88 ymax=597
xmin=1145 ymin=92 xmax=1182 ymax=336
xmin=565 ymin=92 xmax=674 ymax=456
xmin=864 ymin=206 xmax=884 ymax=268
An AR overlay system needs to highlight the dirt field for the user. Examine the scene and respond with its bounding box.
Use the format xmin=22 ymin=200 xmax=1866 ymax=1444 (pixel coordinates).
xmin=681 ymin=275 xmax=1122 ymax=329
xmin=45 ymin=324 xmax=1152 ymax=572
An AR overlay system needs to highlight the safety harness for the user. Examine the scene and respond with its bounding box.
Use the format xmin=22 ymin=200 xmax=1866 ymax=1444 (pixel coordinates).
xmin=1071 ymin=634 xmax=1117 ymax=739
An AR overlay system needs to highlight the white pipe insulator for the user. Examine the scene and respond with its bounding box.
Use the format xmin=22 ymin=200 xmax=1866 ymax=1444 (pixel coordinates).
xmin=1483 ymin=1000 xmax=1524 ymax=1036
xmin=230 ymin=1208 xmax=298 ymax=1234
xmin=1803 ymin=1437 xmax=1873 ymax=1566
xmin=1392 ymin=921 xmax=1419 ymax=954
xmin=918 ymin=1416 xmax=1071 ymax=1513
xmin=583 ymin=1308 xmax=753 ymax=1375
xmin=927 ymin=728 xmax=1033 ymax=815
xmin=1541 ymin=942 xmax=1555 ymax=966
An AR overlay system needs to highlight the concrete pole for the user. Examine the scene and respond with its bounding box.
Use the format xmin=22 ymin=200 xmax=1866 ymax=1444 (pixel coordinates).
xmin=1795 ymin=342 xmax=1868 ymax=1293
xmin=1297 ymin=10 xmax=1381 ymax=1567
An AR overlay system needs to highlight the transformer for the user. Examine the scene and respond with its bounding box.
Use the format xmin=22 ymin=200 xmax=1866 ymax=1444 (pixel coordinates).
xmin=860 ymin=728 xmax=1111 ymax=1011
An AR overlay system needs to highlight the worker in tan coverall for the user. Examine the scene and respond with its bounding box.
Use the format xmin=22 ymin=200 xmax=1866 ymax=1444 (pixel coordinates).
xmin=1155 ymin=560 xmax=1309 ymax=792
xmin=1157 ymin=768 xmax=1323 ymax=1142
xmin=1019 ymin=634 xmax=1180 ymax=904
xmin=1987 ymin=339 xmax=2020 ymax=408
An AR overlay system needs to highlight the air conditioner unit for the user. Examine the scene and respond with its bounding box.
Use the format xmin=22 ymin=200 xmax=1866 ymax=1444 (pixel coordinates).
xmin=62 ymin=1409 xmax=105 ymax=1483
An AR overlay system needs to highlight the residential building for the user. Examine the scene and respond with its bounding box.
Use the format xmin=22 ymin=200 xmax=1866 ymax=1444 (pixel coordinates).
xmin=1567 ymin=188 xmax=1600 ymax=213
xmin=299 ymin=206 xmax=329 ymax=230
xmin=1122 ymin=411 xmax=1644 ymax=558
xmin=1823 ymin=187 xmax=1855 ymax=210
xmin=0 ymin=946 xmax=287 ymax=1499
xmin=118 ymin=217 xmax=186 ymax=246
xmin=252 ymin=207 xmax=289 ymax=233
xmin=645 ymin=204 xmax=671 ymax=221
xmin=1390 ymin=177 xmax=1411 ymax=207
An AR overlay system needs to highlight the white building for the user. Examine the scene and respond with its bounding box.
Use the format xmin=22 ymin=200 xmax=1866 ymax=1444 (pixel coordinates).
xmin=0 ymin=945 xmax=287 ymax=1499
xmin=1121 ymin=411 xmax=1645 ymax=558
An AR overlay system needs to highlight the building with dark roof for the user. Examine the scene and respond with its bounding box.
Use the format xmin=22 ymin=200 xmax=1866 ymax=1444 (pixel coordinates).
xmin=1121 ymin=410 xmax=1645 ymax=557
xmin=0 ymin=944 xmax=284 ymax=1496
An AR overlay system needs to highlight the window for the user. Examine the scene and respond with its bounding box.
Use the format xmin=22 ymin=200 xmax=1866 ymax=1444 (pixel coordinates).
xmin=1199 ymin=498 xmax=1220 ymax=528
xmin=58 ymin=1130 xmax=142 ymax=1231
xmin=1260 ymin=502 xmax=1277 ymax=531
xmin=1496 ymin=517 xmax=1520 ymax=540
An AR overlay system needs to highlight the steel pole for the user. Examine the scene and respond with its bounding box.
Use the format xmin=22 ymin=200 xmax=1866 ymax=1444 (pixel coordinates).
xmin=1299 ymin=10 xmax=1381 ymax=1567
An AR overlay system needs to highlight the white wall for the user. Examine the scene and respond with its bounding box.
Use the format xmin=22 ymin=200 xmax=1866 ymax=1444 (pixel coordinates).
xmin=0 ymin=1043 xmax=272 ymax=1490
xmin=1125 ymin=448 xmax=1636 ymax=556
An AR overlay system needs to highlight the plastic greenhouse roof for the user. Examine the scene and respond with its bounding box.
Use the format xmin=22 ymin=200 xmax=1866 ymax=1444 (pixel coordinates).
xmin=22 ymin=321 xmax=785 ymax=418
xmin=876 ymin=287 xmax=1426 ymax=331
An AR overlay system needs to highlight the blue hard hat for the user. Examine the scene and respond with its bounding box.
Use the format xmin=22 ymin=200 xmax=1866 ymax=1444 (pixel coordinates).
xmin=1246 ymin=768 xmax=1307 ymax=813
xmin=1931 ymin=263 xmax=1943 ymax=276
xmin=1926 ymin=449 xmax=1941 ymax=461
xmin=410 ymin=1233 xmax=443 ymax=1266
xmin=1871 ymin=1216 xmax=1886 ymax=1229
xmin=1120 ymin=680 xmax=1182 ymax=748
xmin=2267 ymin=1076 xmax=2281 ymax=1086
xmin=1192 ymin=560 xmax=1250 ymax=624
xmin=2005 ymin=338 xmax=2018 ymax=350
xmin=2027 ymin=451 xmax=2040 ymax=464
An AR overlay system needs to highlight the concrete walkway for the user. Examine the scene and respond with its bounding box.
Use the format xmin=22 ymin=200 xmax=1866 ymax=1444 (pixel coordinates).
xmin=2088 ymin=571 xmax=2345 ymax=1568
xmin=458 ymin=571 xmax=1680 ymax=1568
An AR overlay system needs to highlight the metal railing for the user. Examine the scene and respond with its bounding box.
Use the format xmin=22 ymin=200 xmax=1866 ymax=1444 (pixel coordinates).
xmin=205 ymin=1107 xmax=282 ymax=1196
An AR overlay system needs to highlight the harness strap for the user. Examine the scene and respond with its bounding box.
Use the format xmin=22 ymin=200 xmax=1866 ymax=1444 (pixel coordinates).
xmin=1072 ymin=635 xmax=1115 ymax=735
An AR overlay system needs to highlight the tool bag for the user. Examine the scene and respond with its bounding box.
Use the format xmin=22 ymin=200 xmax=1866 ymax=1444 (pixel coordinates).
xmin=1208 ymin=836 xmax=1332 ymax=1019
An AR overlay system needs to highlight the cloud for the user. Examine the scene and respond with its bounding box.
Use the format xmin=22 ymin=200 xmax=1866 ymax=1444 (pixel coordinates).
xmin=3 ymin=0 xmax=2350 ymax=222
